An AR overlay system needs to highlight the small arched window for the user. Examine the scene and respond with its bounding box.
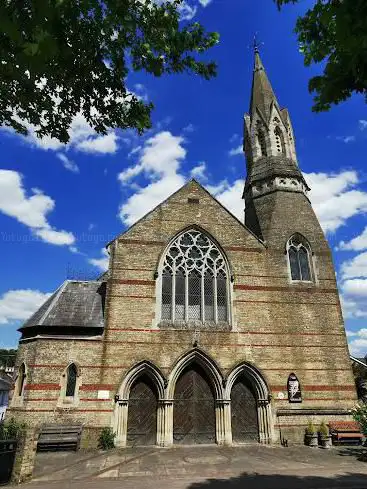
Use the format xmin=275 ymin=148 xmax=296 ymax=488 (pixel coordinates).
xmin=257 ymin=130 xmax=267 ymax=157
xmin=274 ymin=126 xmax=286 ymax=154
xmin=161 ymin=230 xmax=229 ymax=323
xmin=66 ymin=363 xmax=78 ymax=397
xmin=16 ymin=363 xmax=26 ymax=397
xmin=287 ymin=236 xmax=312 ymax=282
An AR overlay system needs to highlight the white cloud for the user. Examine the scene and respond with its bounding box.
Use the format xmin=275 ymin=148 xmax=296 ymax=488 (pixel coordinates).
xmin=199 ymin=0 xmax=212 ymax=5
xmin=212 ymin=179 xmax=244 ymax=221
xmin=339 ymin=226 xmax=367 ymax=251
xmin=2 ymin=111 xmax=119 ymax=155
xmin=89 ymin=248 xmax=109 ymax=271
xmin=343 ymin=279 xmax=367 ymax=297
xmin=0 ymin=289 xmax=51 ymax=325
xmin=121 ymin=174 xmax=186 ymax=226
xmin=190 ymin=162 xmax=207 ymax=180
xmin=359 ymin=120 xmax=367 ymax=131
xmin=229 ymin=145 xmax=243 ymax=157
xmin=183 ymin=124 xmax=195 ymax=133
xmin=118 ymin=131 xmax=187 ymax=225
xmin=336 ymin=136 xmax=355 ymax=144
xmin=34 ymin=228 xmax=75 ymax=246
xmin=75 ymin=132 xmax=118 ymax=154
xmin=178 ymin=3 xmax=197 ymax=20
xmin=341 ymin=252 xmax=367 ymax=279
xmin=0 ymin=170 xmax=75 ymax=246
xmin=304 ymin=171 xmax=367 ymax=233
xmin=134 ymin=84 xmax=148 ymax=102
xmin=347 ymin=328 xmax=367 ymax=356
xmin=56 ymin=153 xmax=79 ymax=173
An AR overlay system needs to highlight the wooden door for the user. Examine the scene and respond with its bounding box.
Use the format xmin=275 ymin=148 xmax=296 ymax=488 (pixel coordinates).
xmin=231 ymin=375 xmax=258 ymax=443
xmin=127 ymin=375 xmax=157 ymax=446
xmin=173 ymin=364 xmax=215 ymax=444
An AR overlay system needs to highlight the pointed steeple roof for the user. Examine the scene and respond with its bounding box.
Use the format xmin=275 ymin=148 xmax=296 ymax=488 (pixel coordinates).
xmin=249 ymin=49 xmax=280 ymax=122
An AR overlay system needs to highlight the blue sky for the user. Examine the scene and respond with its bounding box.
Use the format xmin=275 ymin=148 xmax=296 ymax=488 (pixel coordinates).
xmin=1 ymin=0 xmax=367 ymax=355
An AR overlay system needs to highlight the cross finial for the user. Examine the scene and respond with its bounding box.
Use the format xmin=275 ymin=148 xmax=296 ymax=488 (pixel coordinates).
xmin=252 ymin=33 xmax=263 ymax=54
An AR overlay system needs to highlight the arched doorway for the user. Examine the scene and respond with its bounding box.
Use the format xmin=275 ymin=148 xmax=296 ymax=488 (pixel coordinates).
xmin=173 ymin=363 xmax=216 ymax=444
xmin=127 ymin=374 xmax=158 ymax=446
xmin=231 ymin=374 xmax=259 ymax=443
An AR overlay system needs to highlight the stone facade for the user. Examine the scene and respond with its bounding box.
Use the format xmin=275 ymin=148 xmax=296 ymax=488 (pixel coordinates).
xmin=7 ymin=51 xmax=357 ymax=451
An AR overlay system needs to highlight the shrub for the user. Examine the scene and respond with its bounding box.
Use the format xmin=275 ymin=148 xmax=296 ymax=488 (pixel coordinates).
xmin=305 ymin=421 xmax=317 ymax=435
xmin=352 ymin=403 xmax=367 ymax=435
xmin=319 ymin=421 xmax=329 ymax=437
xmin=0 ymin=417 xmax=26 ymax=440
xmin=98 ymin=427 xmax=115 ymax=450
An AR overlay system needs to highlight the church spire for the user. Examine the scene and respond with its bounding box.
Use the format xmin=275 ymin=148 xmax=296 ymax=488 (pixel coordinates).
xmin=249 ymin=49 xmax=280 ymax=122
xmin=243 ymin=49 xmax=310 ymax=242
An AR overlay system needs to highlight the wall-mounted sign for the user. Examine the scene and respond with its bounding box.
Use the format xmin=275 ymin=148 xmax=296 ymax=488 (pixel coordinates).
xmin=97 ymin=390 xmax=110 ymax=400
xmin=287 ymin=373 xmax=302 ymax=403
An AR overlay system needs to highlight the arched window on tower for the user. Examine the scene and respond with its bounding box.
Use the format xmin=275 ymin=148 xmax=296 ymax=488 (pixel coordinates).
xmin=257 ymin=129 xmax=267 ymax=157
xmin=15 ymin=363 xmax=26 ymax=397
xmin=160 ymin=230 xmax=230 ymax=323
xmin=65 ymin=363 xmax=78 ymax=397
xmin=274 ymin=126 xmax=286 ymax=154
xmin=287 ymin=235 xmax=312 ymax=282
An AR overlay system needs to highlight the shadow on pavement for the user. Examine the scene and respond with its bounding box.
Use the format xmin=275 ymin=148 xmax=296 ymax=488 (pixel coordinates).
xmin=335 ymin=447 xmax=367 ymax=462
xmin=189 ymin=472 xmax=367 ymax=489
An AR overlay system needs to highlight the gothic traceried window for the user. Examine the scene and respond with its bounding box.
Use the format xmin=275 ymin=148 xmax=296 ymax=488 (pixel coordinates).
xmin=66 ymin=363 xmax=78 ymax=397
xmin=274 ymin=126 xmax=286 ymax=154
xmin=161 ymin=230 xmax=229 ymax=323
xmin=287 ymin=236 xmax=312 ymax=282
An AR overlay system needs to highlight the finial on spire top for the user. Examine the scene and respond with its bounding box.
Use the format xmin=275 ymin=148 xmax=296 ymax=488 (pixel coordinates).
xmin=252 ymin=33 xmax=263 ymax=54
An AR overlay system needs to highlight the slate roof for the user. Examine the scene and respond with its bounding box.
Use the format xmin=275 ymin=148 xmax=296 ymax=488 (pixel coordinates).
xmin=20 ymin=280 xmax=105 ymax=331
xmin=350 ymin=355 xmax=367 ymax=368
xmin=250 ymin=51 xmax=279 ymax=122
xmin=0 ymin=376 xmax=12 ymax=391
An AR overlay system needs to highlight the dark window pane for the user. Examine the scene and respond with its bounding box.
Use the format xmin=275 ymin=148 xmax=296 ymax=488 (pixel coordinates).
xmin=175 ymin=272 xmax=185 ymax=320
xmin=217 ymin=273 xmax=227 ymax=321
xmin=66 ymin=364 xmax=77 ymax=397
xmin=162 ymin=273 xmax=172 ymax=319
xmin=299 ymin=248 xmax=311 ymax=281
xmin=289 ymin=247 xmax=301 ymax=280
xmin=18 ymin=364 xmax=26 ymax=396
xmin=188 ymin=272 xmax=201 ymax=320
xmin=204 ymin=273 xmax=214 ymax=321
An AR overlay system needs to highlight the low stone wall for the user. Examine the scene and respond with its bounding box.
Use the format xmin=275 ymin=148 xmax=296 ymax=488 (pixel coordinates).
xmin=11 ymin=428 xmax=39 ymax=484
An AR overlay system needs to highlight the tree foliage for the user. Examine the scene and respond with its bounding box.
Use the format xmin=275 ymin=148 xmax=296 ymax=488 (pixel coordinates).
xmin=0 ymin=349 xmax=17 ymax=368
xmin=276 ymin=0 xmax=367 ymax=111
xmin=0 ymin=1 xmax=218 ymax=143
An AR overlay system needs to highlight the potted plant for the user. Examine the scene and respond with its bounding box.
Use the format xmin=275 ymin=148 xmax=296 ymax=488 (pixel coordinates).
xmin=319 ymin=421 xmax=332 ymax=449
xmin=305 ymin=421 xmax=318 ymax=447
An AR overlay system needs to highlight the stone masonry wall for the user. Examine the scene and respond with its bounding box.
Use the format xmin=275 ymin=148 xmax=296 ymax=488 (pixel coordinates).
xmin=8 ymin=180 xmax=357 ymax=446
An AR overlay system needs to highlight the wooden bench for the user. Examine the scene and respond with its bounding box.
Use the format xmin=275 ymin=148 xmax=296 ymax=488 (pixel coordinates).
xmin=329 ymin=421 xmax=364 ymax=445
xmin=37 ymin=424 xmax=82 ymax=451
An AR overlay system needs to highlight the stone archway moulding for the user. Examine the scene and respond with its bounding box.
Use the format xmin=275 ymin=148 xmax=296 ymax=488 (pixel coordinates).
xmin=114 ymin=353 xmax=274 ymax=447
xmin=224 ymin=361 xmax=273 ymax=445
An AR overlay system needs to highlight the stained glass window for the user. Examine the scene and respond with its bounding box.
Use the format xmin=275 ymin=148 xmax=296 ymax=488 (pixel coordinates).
xmin=66 ymin=363 xmax=78 ymax=397
xmin=161 ymin=230 xmax=229 ymax=323
xmin=287 ymin=236 xmax=312 ymax=282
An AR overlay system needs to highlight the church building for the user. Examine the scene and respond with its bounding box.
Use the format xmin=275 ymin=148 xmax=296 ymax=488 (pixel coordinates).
xmin=8 ymin=51 xmax=357 ymax=447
